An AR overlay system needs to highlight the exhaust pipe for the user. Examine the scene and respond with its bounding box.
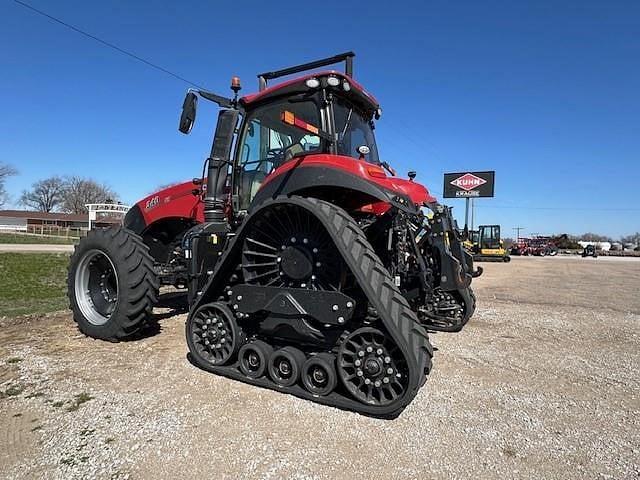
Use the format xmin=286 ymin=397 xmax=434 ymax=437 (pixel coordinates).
xmin=204 ymin=109 xmax=240 ymax=224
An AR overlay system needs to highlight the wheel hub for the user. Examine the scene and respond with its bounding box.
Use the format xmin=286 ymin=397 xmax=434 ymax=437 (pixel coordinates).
xmin=312 ymin=366 xmax=327 ymax=385
xmin=364 ymin=358 xmax=382 ymax=377
xmin=280 ymin=246 xmax=313 ymax=281
xmin=248 ymin=352 xmax=260 ymax=368
xmin=278 ymin=359 xmax=292 ymax=377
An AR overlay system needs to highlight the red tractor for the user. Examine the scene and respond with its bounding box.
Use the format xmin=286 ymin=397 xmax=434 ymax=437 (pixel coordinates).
xmin=67 ymin=53 xmax=479 ymax=418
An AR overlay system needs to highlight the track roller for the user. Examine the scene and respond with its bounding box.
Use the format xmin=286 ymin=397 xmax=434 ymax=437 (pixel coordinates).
xmin=302 ymin=353 xmax=338 ymax=396
xmin=186 ymin=302 xmax=244 ymax=367
xmin=239 ymin=340 xmax=273 ymax=379
xmin=268 ymin=347 xmax=306 ymax=387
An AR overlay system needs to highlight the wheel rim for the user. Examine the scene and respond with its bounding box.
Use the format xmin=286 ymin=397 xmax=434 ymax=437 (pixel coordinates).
xmin=241 ymin=204 xmax=347 ymax=291
xmin=273 ymin=355 xmax=293 ymax=382
xmin=269 ymin=349 xmax=302 ymax=386
xmin=74 ymin=249 xmax=119 ymax=326
xmin=302 ymin=356 xmax=337 ymax=396
xmin=239 ymin=343 xmax=267 ymax=377
xmin=338 ymin=328 xmax=408 ymax=406
xmin=189 ymin=304 xmax=239 ymax=366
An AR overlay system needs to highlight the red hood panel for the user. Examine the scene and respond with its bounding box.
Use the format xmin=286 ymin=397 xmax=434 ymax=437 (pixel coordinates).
xmin=264 ymin=154 xmax=437 ymax=205
xmin=135 ymin=181 xmax=204 ymax=226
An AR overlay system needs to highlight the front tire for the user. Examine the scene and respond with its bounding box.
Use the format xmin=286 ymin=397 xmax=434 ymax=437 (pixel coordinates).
xmin=67 ymin=227 xmax=159 ymax=341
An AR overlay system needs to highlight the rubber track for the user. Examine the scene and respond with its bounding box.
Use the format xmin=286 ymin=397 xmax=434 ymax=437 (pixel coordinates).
xmin=189 ymin=196 xmax=433 ymax=417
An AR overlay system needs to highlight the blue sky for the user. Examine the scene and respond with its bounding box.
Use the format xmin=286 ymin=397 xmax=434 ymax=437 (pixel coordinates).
xmin=1 ymin=0 xmax=638 ymax=237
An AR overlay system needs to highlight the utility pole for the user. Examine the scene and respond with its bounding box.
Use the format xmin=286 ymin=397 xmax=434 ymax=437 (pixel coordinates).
xmin=513 ymin=226 xmax=525 ymax=242
xmin=470 ymin=198 xmax=475 ymax=231
xmin=464 ymin=198 xmax=470 ymax=232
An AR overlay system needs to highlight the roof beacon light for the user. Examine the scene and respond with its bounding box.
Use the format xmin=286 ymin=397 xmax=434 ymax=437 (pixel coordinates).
xmin=327 ymin=75 xmax=340 ymax=87
xmin=305 ymin=77 xmax=320 ymax=88
xmin=231 ymin=76 xmax=242 ymax=94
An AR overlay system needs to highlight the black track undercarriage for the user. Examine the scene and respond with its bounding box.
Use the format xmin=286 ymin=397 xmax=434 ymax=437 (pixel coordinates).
xmin=182 ymin=195 xmax=477 ymax=418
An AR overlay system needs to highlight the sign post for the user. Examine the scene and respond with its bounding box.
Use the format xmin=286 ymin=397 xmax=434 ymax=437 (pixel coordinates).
xmin=86 ymin=203 xmax=131 ymax=231
xmin=443 ymin=171 xmax=495 ymax=231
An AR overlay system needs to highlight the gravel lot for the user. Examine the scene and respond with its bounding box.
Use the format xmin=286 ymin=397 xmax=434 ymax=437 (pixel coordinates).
xmin=1 ymin=256 xmax=638 ymax=479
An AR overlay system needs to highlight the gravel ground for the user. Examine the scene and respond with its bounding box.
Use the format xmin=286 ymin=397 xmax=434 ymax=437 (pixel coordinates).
xmin=1 ymin=256 xmax=638 ymax=479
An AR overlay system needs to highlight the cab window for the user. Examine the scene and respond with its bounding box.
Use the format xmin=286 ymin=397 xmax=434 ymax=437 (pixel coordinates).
xmin=237 ymin=100 xmax=321 ymax=209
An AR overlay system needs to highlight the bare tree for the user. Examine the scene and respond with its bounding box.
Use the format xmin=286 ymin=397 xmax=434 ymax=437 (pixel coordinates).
xmin=0 ymin=163 xmax=17 ymax=208
xmin=580 ymin=232 xmax=612 ymax=242
xmin=20 ymin=176 xmax=66 ymax=212
xmin=620 ymin=232 xmax=640 ymax=247
xmin=61 ymin=176 xmax=118 ymax=214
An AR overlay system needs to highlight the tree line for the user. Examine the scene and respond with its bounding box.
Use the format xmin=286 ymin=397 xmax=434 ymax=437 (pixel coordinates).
xmin=0 ymin=162 xmax=118 ymax=215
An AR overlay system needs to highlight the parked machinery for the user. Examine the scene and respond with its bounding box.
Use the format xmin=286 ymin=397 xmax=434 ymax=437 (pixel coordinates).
xmin=67 ymin=53 xmax=481 ymax=417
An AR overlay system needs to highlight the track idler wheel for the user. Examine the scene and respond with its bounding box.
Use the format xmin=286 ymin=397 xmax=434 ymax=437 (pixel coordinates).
xmin=338 ymin=327 xmax=409 ymax=406
xmin=268 ymin=347 xmax=306 ymax=387
xmin=239 ymin=340 xmax=273 ymax=379
xmin=186 ymin=302 xmax=244 ymax=367
xmin=302 ymin=353 xmax=338 ymax=396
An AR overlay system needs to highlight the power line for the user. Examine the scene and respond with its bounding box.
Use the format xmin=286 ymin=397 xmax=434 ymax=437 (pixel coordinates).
xmin=480 ymin=205 xmax=640 ymax=212
xmin=12 ymin=0 xmax=205 ymax=89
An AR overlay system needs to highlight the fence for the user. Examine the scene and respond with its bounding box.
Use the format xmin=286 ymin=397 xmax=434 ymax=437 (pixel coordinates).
xmin=31 ymin=225 xmax=88 ymax=238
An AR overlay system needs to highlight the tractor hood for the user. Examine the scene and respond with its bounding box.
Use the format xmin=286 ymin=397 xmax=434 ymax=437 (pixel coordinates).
xmin=373 ymin=174 xmax=436 ymax=205
xmin=259 ymin=154 xmax=437 ymax=211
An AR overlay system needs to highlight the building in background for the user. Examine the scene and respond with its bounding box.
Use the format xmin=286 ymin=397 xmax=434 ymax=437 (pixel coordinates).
xmin=0 ymin=210 xmax=119 ymax=235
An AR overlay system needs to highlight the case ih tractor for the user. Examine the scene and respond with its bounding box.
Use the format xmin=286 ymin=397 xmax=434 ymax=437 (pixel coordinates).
xmin=68 ymin=53 xmax=479 ymax=418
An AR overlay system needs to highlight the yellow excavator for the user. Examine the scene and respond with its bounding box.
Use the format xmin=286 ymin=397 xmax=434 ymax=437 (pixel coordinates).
xmin=464 ymin=225 xmax=511 ymax=262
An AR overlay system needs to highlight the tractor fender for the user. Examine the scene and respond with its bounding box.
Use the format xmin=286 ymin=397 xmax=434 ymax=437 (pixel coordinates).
xmin=249 ymin=165 xmax=418 ymax=214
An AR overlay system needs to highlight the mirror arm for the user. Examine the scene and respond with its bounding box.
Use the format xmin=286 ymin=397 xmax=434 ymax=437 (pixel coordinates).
xmin=196 ymin=89 xmax=236 ymax=109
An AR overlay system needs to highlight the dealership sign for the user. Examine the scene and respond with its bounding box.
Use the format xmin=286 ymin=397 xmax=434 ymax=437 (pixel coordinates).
xmin=443 ymin=171 xmax=495 ymax=198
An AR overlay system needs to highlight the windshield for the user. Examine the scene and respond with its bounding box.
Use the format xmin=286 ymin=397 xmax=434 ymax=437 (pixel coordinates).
xmin=333 ymin=97 xmax=380 ymax=164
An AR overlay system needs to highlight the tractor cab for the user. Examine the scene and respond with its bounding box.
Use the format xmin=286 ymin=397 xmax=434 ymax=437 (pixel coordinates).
xmin=176 ymin=52 xmax=433 ymax=222
xmin=234 ymin=70 xmax=381 ymax=210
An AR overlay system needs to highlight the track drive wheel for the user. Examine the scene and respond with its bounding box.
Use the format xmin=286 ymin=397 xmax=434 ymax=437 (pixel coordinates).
xmin=302 ymin=353 xmax=338 ymax=396
xmin=268 ymin=347 xmax=306 ymax=387
xmin=239 ymin=340 xmax=273 ymax=379
xmin=338 ymin=328 xmax=409 ymax=406
xmin=186 ymin=302 xmax=245 ymax=367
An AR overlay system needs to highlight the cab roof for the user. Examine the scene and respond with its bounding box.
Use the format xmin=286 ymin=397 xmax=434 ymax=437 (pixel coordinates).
xmin=239 ymin=71 xmax=380 ymax=116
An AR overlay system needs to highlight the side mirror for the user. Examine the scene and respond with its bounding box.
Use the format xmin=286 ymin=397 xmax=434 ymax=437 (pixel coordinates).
xmin=179 ymin=92 xmax=198 ymax=134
